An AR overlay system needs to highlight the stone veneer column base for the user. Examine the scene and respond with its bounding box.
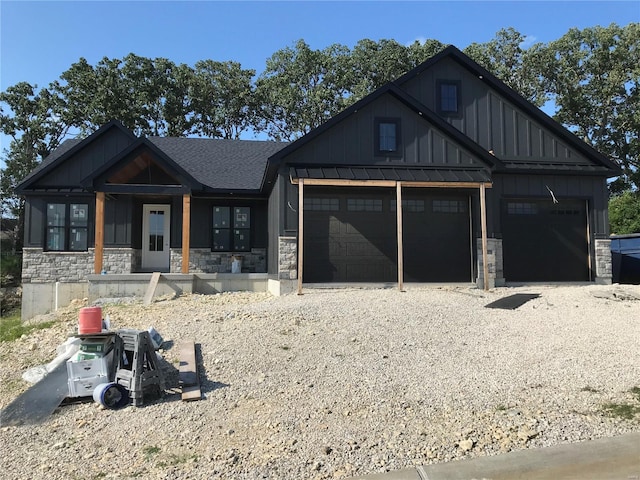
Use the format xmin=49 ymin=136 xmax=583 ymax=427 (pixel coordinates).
xmin=594 ymin=238 xmax=613 ymax=285
xmin=278 ymin=237 xmax=298 ymax=280
xmin=476 ymin=238 xmax=505 ymax=289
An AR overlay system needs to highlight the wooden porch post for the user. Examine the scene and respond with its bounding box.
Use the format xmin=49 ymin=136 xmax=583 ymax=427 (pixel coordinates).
xmin=396 ymin=182 xmax=404 ymax=291
xmin=181 ymin=193 xmax=191 ymax=274
xmin=480 ymin=183 xmax=489 ymax=291
xmin=297 ymin=179 xmax=304 ymax=295
xmin=94 ymin=191 xmax=105 ymax=274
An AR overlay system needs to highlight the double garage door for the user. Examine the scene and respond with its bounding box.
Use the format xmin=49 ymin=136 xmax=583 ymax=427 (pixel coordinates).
xmin=501 ymin=199 xmax=590 ymax=281
xmin=303 ymin=190 xmax=591 ymax=284
xmin=303 ymin=188 xmax=472 ymax=283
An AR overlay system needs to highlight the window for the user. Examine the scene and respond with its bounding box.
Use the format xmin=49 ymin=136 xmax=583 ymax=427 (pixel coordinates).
xmin=347 ymin=198 xmax=383 ymax=212
xmin=390 ymin=199 xmax=425 ymax=212
xmin=213 ymin=206 xmax=250 ymax=251
xmin=437 ymin=80 xmax=460 ymax=115
xmin=46 ymin=203 xmax=89 ymax=251
xmin=304 ymin=198 xmax=339 ymax=211
xmin=374 ymin=118 xmax=400 ymax=154
xmin=433 ymin=199 xmax=467 ymax=213
xmin=507 ymin=202 xmax=538 ymax=215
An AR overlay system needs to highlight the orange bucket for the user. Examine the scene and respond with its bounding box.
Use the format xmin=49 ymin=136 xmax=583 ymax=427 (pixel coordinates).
xmin=78 ymin=307 xmax=103 ymax=334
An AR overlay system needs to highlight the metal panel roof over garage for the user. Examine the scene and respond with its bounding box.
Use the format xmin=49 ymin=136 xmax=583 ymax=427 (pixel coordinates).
xmin=289 ymin=166 xmax=491 ymax=183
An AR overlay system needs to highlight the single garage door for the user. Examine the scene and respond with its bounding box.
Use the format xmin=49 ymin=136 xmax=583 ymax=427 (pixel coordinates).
xmin=303 ymin=189 xmax=472 ymax=283
xmin=501 ymin=199 xmax=589 ymax=281
xmin=402 ymin=194 xmax=472 ymax=282
xmin=304 ymin=189 xmax=397 ymax=283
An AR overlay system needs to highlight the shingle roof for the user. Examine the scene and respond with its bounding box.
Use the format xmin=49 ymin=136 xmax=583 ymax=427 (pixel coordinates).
xmin=148 ymin=137 xmax=288 ymax=191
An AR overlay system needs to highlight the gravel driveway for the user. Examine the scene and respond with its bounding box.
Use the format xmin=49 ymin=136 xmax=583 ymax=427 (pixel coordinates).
xmin=1 ymin=284 xmax=639 ymax=479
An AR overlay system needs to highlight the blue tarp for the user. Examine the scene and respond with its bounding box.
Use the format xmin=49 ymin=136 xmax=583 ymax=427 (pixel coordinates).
xmin=611 ymin=234 xmax=640 ymax=284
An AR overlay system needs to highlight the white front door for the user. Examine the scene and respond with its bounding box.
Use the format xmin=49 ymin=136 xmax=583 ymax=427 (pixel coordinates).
xmin=142 ymin=204 xmax=170 ymax=271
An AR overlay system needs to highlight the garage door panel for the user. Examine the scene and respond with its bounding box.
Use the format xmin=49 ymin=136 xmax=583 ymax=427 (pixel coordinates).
xmin=502 ymin=199 xmax=588 ymax=281
xmin=304 ymin=190 xmax=471 ymax=283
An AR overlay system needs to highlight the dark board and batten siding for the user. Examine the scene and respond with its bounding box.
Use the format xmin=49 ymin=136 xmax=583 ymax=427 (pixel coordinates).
xmin=35 ymin=128 xmax=136 ymax=187
xmin=402 ymin=57 xmax=591 ymax=165
xmin=104 ymin=196 xmax=133 ymax=246
xmin=282 ymin=94 xmax=481 ymax=168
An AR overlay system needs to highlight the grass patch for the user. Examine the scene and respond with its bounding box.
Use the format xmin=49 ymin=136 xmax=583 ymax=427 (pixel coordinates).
xmin=600 ymin=386 xmax=640 ymax=421
xmin=602 ymin=402 xmax=640 ymax=420
xmin=0 ymin=311 xmax=56 ymax=342
xmin=142 ymin=445 xmax=161 ymax=460
xmin=580 ymin=386 xmax=599 ymax=393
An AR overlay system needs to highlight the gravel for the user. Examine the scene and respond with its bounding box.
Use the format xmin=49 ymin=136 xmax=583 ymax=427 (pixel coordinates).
xmin=1 ymin=284 xmax=640 ymax=479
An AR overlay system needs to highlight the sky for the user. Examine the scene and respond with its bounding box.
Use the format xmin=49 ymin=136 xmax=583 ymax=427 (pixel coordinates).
xmin=0 ymin=0 xmax=639 ymax=152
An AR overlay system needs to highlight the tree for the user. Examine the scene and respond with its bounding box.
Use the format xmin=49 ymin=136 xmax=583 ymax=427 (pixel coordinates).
xmin=406 ymin=38 xmax=447 ymax=67
xmin=57 ymin=55 xmax=195 ymax=137
xmin=464 ymin=28 xmax=547 ymax=106
xmin=540 ymin=23 xmax=640 ymax=191
xmin=254 ymin=40 xmax=352 ymax=141
xmin=0 ymin=82 xmax=71 ymax=159
xmin=0 ymin=82 xmax=73 ymax=247
xmin=348 ymin=39 xmax=413 ymax=101
xmin=191 ymin=60 xmax=255 ymax=139
xmin=609 ymin=191 xmax=640 ymax=234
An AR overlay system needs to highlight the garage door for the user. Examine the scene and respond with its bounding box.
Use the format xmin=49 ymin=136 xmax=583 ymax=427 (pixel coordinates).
xmin=303 ymin=189 xmax=472 ymax=283
xmin=501 ymin=199 xmax=589 ymax=281
xmin=402 ymin=194 xmax=472 ymax=282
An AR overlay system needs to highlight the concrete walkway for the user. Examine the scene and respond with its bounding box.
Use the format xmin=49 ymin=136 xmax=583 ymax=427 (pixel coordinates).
xmin=348 ymin=432 xmax=640 ymax=480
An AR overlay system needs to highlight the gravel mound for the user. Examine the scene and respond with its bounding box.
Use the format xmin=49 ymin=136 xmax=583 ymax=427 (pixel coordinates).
xmin=1 ymin=284 xmax=639 ymax=479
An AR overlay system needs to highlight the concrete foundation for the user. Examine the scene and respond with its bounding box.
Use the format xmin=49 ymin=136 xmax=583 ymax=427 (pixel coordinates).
xmin=21 ymin=273 xmax=296 ymax=321
xmin=21 ymin=282 xmax=89 ymax=321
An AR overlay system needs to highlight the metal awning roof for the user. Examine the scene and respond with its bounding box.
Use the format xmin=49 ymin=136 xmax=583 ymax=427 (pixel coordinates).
xmin=290 ymin=166 xmax=492 ymax=184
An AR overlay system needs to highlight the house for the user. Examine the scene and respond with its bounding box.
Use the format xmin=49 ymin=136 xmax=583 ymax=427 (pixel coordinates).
xmin=17 ymin=46 xmax=619 ymax=319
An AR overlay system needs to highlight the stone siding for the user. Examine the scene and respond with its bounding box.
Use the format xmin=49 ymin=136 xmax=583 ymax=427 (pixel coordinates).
xmin=22 ymin=248 xmax=93 ymax=283
xmin=23 ymin=248 xmax=142 ymax=282
xmin=170 ymin=248 xmax=267 ymax=273
xmin=476 ymin=238 xmax=505 ymax=289
xmin=594 ymin=238 xmax=613 ymax=284
xmin=102 ymin=248 xmax=138 ymax=274
xmin=278 ymin=237 xmax=298 ymax=280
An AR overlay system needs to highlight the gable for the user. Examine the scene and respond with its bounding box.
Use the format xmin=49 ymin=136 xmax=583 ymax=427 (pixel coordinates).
xmin=17 ymin=121 xmax=137 ymax=193
xmin=397 ymin=49 xmax=618 ymax=174
xmin=105 ymin=151 xmax=181 ymax=185
xmin=278 ymin=90 xmax=492 ymax=170
xmin=83 ymin=139 xmax=201 ymax=193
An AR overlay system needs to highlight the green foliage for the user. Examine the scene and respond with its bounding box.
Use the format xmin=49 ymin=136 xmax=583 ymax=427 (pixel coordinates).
xmin=540 ymin=23 xmax=640 ymax=191
xmin=601 ymin=386 xmax=640 ymax=420
xmin=0 ymin=313 xmax=55 ymax=342
xmin=0 ymin=251 xmax=22 ymax=288
xmin=142 ymin=445 xmax=161 ymax=460
xmin=191 ymin=60 xmax=256 ymax=139
xmin=609 ymin=191 xmax=640 ymax=234
xmin=464 ymin=28 xmax=548 ymax=107
xmin=255 ymin=39 xmax=353 ymax=141
xmin=602 ymin=402 xmax=640 ymax=420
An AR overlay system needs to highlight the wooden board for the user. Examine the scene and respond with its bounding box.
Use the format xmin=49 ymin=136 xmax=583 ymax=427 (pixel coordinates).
xmin=178 ymin=341 xmax=201 ymax=401
xmin=0 ymin=362 xmax=69 ymax=426
xmin=143 ymin=272 xmax=161 ymax=306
